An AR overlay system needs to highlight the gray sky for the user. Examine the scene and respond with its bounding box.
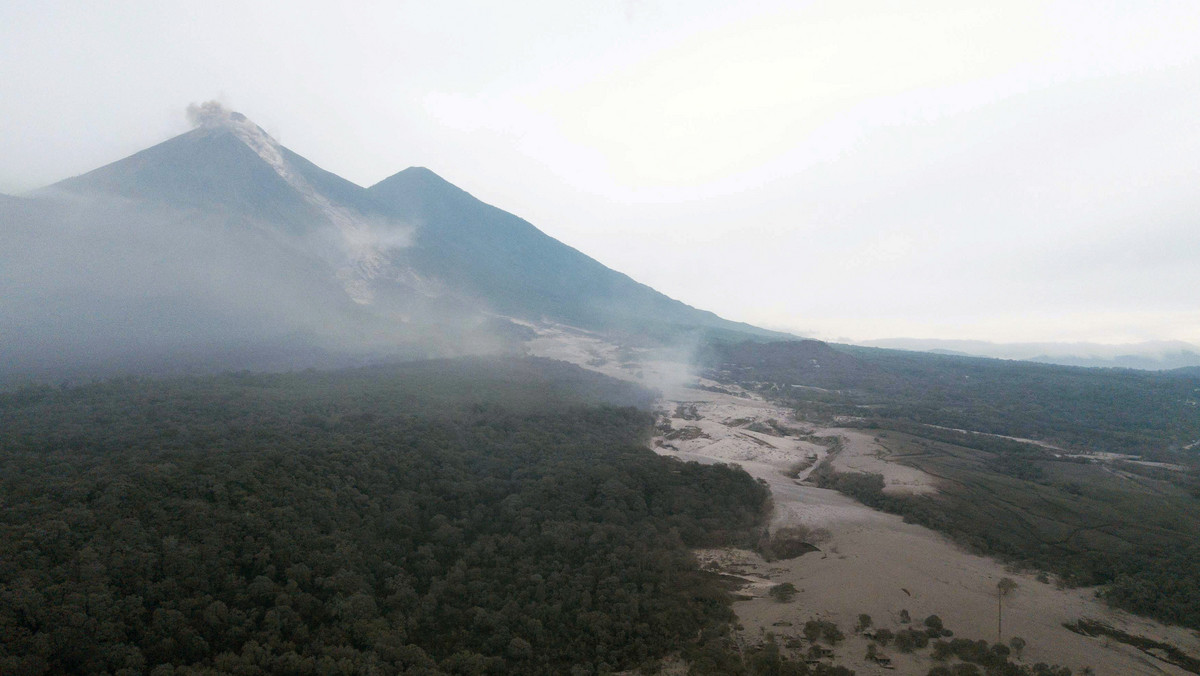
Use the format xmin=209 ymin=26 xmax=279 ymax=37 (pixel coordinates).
xmin=3 ymin=0 xmax=1198 ymax=345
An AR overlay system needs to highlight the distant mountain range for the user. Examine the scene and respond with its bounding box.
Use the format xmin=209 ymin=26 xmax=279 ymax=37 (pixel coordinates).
xmin=859 ymin=338 xmax=1200 ymax=371
xmin=1 ymin=104 xmax=781 ymax=378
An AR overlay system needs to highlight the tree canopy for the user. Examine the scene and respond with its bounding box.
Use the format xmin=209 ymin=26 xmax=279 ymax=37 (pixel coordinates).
xmin=0 ymin=360 xmax=771 ymax=674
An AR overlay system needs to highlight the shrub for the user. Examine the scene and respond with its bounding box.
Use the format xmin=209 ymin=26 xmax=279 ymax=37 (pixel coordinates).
xmin=768 ymin=583 xmax=798 ymax=603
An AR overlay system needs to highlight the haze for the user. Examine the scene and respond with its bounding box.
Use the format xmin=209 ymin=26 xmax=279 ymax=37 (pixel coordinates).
xmin=3 ymin=0 xmax=1198 ymax=345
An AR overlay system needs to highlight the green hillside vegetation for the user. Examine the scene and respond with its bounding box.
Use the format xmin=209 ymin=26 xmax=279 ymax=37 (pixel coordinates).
xmin=0 ymin=359 xmax=772 ymax=675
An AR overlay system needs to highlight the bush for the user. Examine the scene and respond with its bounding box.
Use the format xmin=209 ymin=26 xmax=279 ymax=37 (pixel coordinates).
xmin=894 ymin=629 xmax=929 ymax=653
xmin=802 ymin=619 xmax=844 ymax=645
xmin=924 ymin=614 xmax=945 ymax=638
xmin=768 ymin=583 xmax=798 ymax=603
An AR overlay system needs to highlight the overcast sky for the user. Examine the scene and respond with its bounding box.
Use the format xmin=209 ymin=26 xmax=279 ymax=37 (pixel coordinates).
xmin=3 ymin=1 xmax=1198 ymax=345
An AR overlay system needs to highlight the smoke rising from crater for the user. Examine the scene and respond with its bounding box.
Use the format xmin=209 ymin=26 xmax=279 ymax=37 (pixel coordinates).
xmin=186 ymin=100 xmax=243 ymax=128
xmin=185 ymin=100 xmax=414 ymax=305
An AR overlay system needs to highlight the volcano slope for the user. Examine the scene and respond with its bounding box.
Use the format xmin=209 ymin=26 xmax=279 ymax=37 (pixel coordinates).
xmin=2 ymin=105 xmax=783 ymax=382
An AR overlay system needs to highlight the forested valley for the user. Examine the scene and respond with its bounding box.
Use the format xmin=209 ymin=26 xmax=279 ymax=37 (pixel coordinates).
xmin=0 ymin=358 xmax=775 ymax=675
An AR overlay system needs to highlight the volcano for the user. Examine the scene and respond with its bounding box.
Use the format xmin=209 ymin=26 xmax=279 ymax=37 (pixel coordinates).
xmin=1 ymin=104 xmax=784 ymax=377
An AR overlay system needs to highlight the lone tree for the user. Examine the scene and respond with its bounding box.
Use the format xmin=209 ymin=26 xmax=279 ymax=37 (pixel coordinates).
xmin=923 ymin=614 xmax=945 ymax=638
xmin=997 ymin=577 xmax=1018 ymax=641
xmin=1009 ymin=636 xmax=1026 ymax=660
xmin=768 ymin=582 xmax=798 ymax=603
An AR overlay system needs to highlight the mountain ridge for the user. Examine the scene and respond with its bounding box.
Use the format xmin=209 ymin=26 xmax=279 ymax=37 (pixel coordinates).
xmin=861 ymin=337 xmax=1200 ymax=371
xmin=49 ymin=126 xmax=328 ymax=229
xmin=1 ymin=105 xmax=788 ymax=378
xmin=366 ymin=166 xmax=780 ymax=341
xmin=43 ymin=111 xmax=786 ymax=341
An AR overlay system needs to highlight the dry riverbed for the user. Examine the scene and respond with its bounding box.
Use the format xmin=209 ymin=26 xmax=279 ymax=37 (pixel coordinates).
xmin=526 ymin=325 xmax=1200 ymax=675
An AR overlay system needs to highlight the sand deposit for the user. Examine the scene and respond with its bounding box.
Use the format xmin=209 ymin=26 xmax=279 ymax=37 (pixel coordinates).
xmin=527 ymin=324 xmax=1200 ymax=675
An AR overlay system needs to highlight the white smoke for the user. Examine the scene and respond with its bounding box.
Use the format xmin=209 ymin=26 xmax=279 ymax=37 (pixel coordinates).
xmin=186 ymin=100 xmax=242 ymax=128
xmin=185 ymin=100 xmax=413 ymax=304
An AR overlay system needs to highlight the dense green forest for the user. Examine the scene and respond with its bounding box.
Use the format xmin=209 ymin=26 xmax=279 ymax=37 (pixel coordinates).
xmin=701 ymin=340 xmax=1200 ymax=455
xmin=0 ymin=359 xmax=774 ymax=675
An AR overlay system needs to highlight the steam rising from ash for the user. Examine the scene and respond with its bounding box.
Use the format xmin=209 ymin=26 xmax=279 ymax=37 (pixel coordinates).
xmin=186 ymin=100 xmax=413 ymax=305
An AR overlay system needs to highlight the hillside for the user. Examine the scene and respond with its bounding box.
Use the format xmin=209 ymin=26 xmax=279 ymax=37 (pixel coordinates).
xmin=3 ymin=107 xmax=783 ymax=379
xmin=367 ymin=167 xmax=780 ymax=342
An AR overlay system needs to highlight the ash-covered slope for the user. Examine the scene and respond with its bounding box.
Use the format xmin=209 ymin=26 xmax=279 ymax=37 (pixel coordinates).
xmin=44 ymin=105 xmax=411 ymax=307
xmin=51 ymin=125 xmax=324 ymax=228
xmin=51 ymin=106 xmax=386 ymax=226
xmin=3 ymin=104 xmax=784 ymax=379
